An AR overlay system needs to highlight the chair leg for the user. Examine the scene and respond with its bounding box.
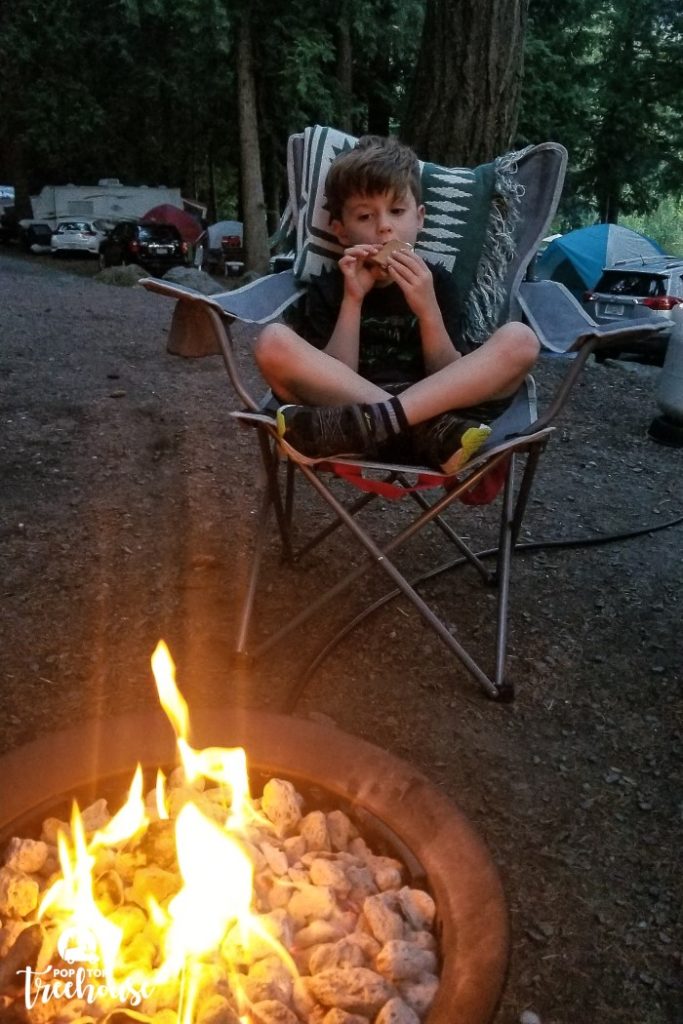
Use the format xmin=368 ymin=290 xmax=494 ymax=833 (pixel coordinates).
xmin=257 ymin=430 xmax=293 ymax=562
xmin=235 ymin=484 xmax=273 ymax=655
xmin=405 ymin=483 xmax=495 ymax=584
xmin=492 ymin=453 xmax=517 ymax=700
xmin=295 ymin=464 xmax=504 ymax=700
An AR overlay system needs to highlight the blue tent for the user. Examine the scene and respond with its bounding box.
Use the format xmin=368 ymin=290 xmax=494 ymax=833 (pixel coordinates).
xmin=535 ymin=224 xmax=663 ymax=295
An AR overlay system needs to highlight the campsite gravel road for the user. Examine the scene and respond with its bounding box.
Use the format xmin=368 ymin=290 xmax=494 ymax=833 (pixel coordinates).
xmin=0 ymin=249 xmax=681 ymax=1024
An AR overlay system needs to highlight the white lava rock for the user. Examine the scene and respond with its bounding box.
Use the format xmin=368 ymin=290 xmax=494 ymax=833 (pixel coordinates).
xmin=308 ymin=967 xmax=396 ymax=1014
xmin=244 ymin=956 xmax=293 ymax=1005
xmin=0 ymin=868 xmax=40 ymax=917
xmin=398 ymin=974 xmax=440 ymax=1016
xmin=308 ymin=939 xmax=367 ymax=974
xmin=322 ymin=1010 xmax=368 ymax=1024
xmin=309 ymin=858 xmax=352 ymax=895
xmin=80 ymin=798 xmax=110 ymax=832
xmin=326 ymin=810 xmax=355 ymax=851
xmin=397 ymin=888 xmax=436 ymax=931
xmin=261 ymin=779 xmax=302 ymax=837
xmin=375 ymin=996 xmax=421 ymax=1024
xmin=299 ymin=810 xmax=331 ymax=852
xmin=363 ymin=893 xmax=404 ymax=943
xmin=375 ymin=940 xmax=438 ymax=981
xmin=250 ymin=999 xmax=299 ymax=1024
xmin=260 ymin=841 xmax=289 ymax=876
xmin=3 ymin=838 xmax=49 ymax=874
xmin=288 ymin=884 xmax=336 ymax=925
xmin=295 ymin=919 xmax=347 ymax=949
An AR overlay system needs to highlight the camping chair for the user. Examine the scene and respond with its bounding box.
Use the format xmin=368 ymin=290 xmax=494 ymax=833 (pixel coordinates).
xmin=142 ymin=126 xmax=666 ymax=707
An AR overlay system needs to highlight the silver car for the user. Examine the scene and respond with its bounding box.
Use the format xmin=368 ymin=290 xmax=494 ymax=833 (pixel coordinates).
xmin=50 ymin=219 xmax=109 ymax=256
xmin=584 ymin=256 xmax=683 ymax=325
xmin=583 ymin=256 xmax=683 ymax=361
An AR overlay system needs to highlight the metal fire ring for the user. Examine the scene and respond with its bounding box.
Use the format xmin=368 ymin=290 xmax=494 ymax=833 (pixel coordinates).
xmin=0 ymin=709 xmax=509 ymax=1023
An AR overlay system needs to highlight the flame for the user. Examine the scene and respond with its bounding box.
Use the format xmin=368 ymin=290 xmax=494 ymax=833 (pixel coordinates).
xmin=151 ymin=640 xmax=189 ymax=741
xmin=155 ymin=768 xmax=169 ymax=820
xmin=34 ymin=640 xmax=298 ymax=1024
xmin=91 ymin=765 xmax=146 ymax=848
xmin=39 ymin=805 xmax=123 ymax=982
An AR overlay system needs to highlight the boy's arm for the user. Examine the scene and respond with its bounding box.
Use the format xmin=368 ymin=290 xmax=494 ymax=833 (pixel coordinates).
xmin=322 ymin=244 xmax=381 ymax=370
xmin=387 ymin=251 xmax=461 ymax=373
xmin=323 ymin=294 xmax=363 ymax=370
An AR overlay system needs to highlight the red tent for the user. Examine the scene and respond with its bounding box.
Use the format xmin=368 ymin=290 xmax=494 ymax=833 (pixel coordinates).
xmin=141 ymin=204 xmax=203 ymax=243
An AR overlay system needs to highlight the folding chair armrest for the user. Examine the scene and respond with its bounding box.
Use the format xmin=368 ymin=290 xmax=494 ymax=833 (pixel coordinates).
xmin=141 ymin=274 xmax=305 ymax=413
xmin=518 ymin=279 xmax=668 ymax=355
xmin=141 ymin=269 xmax=306 ymax=325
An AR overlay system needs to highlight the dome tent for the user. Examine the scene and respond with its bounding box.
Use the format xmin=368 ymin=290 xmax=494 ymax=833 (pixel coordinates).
xmin=535 ymin=224 xmax=663 ymax=295
xmin=140 ymin=204 xmax=203 ymax=243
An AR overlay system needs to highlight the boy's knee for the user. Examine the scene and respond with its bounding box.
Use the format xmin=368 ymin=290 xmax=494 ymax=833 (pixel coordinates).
xmin=254 ymin=323 xmax=295 ymax=374
xmin=499 ymin=322 xmax=540 ymax=369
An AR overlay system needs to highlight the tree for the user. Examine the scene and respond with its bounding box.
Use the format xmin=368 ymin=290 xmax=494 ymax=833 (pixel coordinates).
xmin=236 ymin=8 xmax=270 ymax=273
xmin=580 ymin=0 xmax=683 ymax=222
xmin=402 ymin=0 xmax=529 ymax=165
xmin=519 ymin=0 xmax=683 ymax=225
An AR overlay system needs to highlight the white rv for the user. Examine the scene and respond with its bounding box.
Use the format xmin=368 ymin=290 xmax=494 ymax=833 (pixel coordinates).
xmin=20 ymin=179 xmax=184 ymax=233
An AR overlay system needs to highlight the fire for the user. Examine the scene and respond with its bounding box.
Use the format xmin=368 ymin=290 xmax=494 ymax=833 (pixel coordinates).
xmin=35 ymin=641 xmax=297 ymax=1022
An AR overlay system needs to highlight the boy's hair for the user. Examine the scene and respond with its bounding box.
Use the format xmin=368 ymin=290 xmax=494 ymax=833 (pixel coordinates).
xmin=325 ymin=135 xmax=421 ymax=222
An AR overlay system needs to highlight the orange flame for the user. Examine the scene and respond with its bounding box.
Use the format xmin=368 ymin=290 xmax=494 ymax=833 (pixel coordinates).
xmin=36 ymin=640 xmax=298 ymax=1023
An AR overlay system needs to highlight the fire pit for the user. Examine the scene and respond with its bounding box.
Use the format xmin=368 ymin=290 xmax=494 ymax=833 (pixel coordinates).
xmin=0 ymin=704 xmax=508 ymax=1023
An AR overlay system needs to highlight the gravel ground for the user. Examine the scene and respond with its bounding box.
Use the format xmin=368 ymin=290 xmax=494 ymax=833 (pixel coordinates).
xmin=0 ymin=249 xmax=681 ymax=1024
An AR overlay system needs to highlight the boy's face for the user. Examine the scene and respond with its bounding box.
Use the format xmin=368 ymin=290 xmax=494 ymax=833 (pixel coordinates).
xmin=330 ymin=189 xmax=425 ymax=249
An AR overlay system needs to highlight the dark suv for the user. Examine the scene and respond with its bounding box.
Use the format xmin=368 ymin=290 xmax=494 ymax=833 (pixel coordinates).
xmin=99 ymin=221 xmax=189 ymax=273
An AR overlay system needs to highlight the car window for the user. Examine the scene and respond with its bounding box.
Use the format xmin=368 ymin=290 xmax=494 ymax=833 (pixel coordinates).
xmin=57 ymin=222 xmax=89 ymax=232
xmin=137 ymin=225 xmax=179 ymax=243
xmin=595 ymin=271 xmax=666 ymax=298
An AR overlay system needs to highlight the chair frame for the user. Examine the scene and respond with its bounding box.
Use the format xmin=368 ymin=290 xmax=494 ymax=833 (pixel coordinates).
xmin=142 ymin=133 xmax=667 ymax=707
xmin=206 ymin=302 xmax=587 ymax=705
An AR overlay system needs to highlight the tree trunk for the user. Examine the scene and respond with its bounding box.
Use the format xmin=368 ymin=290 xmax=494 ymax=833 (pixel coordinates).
xmin=336 ymin=7 xmax=353 ymax=133
xmin=236 ymin=12 xmax=270 ymax=274
xmin=403 ymin=0 xmax=529 ymax=165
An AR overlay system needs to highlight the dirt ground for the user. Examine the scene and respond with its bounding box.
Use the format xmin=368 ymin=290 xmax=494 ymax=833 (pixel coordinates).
xmin=0 ymin=249 xmax=681 ymax=1024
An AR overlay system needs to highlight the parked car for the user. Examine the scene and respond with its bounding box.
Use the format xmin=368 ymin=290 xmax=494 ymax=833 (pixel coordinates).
xmin=98 ymin=221 xmax=189 ymax=273
xmin=51 ymin=219 xmax=109 ymax=256
xmin=583 ymin=256 xmax=683 ymax=362
xmin=195 ymin=220 xmax=244 ymax=275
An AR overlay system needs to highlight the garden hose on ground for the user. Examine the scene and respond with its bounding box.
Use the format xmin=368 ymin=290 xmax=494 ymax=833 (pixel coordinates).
xmin=283 ymin=512 xmax=683 ymax=712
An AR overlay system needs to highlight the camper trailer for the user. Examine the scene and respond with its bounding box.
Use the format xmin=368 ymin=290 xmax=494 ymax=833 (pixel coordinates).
xmin=19 ymin=180 xmax=184 ymax=239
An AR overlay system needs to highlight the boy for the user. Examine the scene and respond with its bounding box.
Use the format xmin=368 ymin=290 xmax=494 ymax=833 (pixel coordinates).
xmin=254 ymin=135 xmax=540 ymax=473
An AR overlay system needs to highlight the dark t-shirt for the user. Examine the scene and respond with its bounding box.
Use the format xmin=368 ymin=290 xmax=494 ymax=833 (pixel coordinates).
xmin=294 ymin=263 xmax=467 ymax=386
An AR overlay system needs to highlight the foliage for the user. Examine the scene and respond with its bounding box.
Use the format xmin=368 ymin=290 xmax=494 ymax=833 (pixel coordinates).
xmin=520 ymin=0 xmax=683 ymax=224
xmin=621 ymin=196 xmax=683 ymax=254
xmin=1 ymin=0 xmax=683 ymax=230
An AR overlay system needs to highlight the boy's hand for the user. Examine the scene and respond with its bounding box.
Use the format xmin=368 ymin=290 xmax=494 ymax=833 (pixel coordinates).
xmin=385 ymin=248 xmax=440 ymax=320
xmin=338 ymin=244 xmax=384 ymax=302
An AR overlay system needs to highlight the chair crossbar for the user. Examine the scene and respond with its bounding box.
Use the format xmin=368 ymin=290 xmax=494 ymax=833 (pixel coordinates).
xmin=236 ymin=418 xmax=549 ymax=702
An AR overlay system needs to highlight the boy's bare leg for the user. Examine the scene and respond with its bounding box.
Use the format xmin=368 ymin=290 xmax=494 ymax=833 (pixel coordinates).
xmin=398 ymin=323 xmax=540 ymax=425
xmin=254 ymin=323 xmax=390 ymax=405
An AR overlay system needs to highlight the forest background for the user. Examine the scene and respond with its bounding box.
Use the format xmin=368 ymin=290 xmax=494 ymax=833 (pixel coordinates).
xmin=1 ymin=0 xmax=682 ymax=270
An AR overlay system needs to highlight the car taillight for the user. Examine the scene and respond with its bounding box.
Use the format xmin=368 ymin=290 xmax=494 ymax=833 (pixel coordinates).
xmin=223 ymin=235 xmax=241 ymax=248
xmin=128 ymin=240 xmax=140 ymax=253
xmin=180 ymin=241 xmax=188 ymax=254
xmin=639 ymin=296 xmax=683 ymax=311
